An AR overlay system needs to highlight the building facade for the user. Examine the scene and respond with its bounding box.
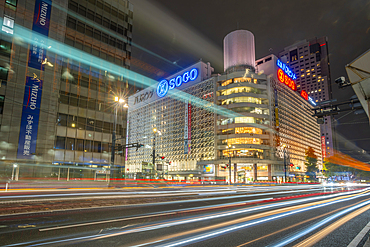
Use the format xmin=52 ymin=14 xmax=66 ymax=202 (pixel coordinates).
xmin=0 ymin=0 xmax=134 ymax=180
xmin=127 ymin=30 xmax=322 ymax=183
xmin=278 ymin=37 xmax=334 ymax=158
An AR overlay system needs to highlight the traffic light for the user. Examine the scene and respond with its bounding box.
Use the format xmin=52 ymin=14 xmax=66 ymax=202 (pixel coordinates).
xmin=226 ymin=164 xmax=229 ymax=167
xmin=289 ymin=164 xmax=294 ymax=167
xmin=160 ymin=156 xmax=165 ymax=160
xmin=169 ymin=161 xmax=172 ymax=165
xmin=296 ymin=166 xmax=301 ymax=170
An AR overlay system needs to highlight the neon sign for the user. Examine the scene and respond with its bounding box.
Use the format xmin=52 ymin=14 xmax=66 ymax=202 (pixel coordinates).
xmin=157 ymin=68 xmax=198 ymax=97
xmin=300 ymin=90 xmax=317 ymax=106
xmin=300 ymin=90 xmax=308 ymax=100
xmin=277 ymin=59 xmax=297 ymax=80
xmin=277 ymin=68 xmax=297 ymax=91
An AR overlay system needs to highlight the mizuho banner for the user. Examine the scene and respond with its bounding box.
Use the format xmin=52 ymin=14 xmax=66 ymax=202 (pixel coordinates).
xmin=17 ymin=76 xmax=43 ymax=158
xmin=28 ymin=0 xmax=52 ymax=70
xmin=17 ymin=0 xmax=52 ymax=159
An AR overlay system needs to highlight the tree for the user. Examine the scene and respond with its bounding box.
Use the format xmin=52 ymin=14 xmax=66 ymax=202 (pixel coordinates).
xmin=305 ymin=147 xmax=318 ymax=180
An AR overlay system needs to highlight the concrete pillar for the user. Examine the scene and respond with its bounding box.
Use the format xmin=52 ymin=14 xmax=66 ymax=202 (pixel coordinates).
xmin=234 ymin=164 xmax=237 ymax=183
xmin=268 ymin=164 xmax=272 ymax=181
xmin=15 ymin=166 xmax=19 ymax=181
xmin=253 ymin=164 xmax=257 ymax=181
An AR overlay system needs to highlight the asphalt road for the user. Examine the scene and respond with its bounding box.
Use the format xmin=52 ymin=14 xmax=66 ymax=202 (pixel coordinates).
xmin=1 ymin=184 xmax=370 ymax=247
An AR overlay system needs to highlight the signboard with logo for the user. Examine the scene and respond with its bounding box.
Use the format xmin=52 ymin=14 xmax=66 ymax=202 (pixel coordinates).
xmin=17 ymin=76 xmax=43 ymax=158
xmin=203 ymin=165 xmax=214 ymax=174
xmin=28 ymin=0 xmax=52 ymax=70
xmin=276 ymin=59 xmax=316 ymax=106
xmin=17 ymin=0 xmax=52 ymax=159
xmin=157 ymin=68 xmax=198 ymax=98
xmin=321 ymin=136 xmax=326 ymax=159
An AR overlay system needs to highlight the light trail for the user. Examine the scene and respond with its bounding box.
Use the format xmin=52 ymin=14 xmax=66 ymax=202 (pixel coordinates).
xmin=292 ymin=203 xmax=370 ymax=247
xmin=153 ymin=190 xmax=370 ymax=247
xmin=271 ymin=199 xmax=370 ymax=246
xmin=8 ymin=189 xmax=368 ymax=247
xmin=235 ymin=202 xmax=356 ymax=247
xmin=38 ymin=197 xmax=272 ymax=232
xmin=0 ymin=187 xmax=324 ymax=204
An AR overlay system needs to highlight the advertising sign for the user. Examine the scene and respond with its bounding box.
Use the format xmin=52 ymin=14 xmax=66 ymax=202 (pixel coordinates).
xmin=321 ymin=136 xmax=326 ymax=159
xmin=17 ymin=76 xmax=43 ymax=159
xmin=28 ymin=0 xmax=52 ymax=70
xmin=17 ymin=0 xmax=51 ymax=159
xmin=203 ymin=165 xmax=214 ymax=174
xmin=157 ymin=68 xmax=198 ymax=97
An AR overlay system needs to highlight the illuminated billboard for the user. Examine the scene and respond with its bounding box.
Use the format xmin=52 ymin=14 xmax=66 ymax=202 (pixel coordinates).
xmin=277 ymin=60 xmax=316 ymax=106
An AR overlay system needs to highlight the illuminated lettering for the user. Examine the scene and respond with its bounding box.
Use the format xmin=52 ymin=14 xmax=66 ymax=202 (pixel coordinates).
xmin=300 ymin=90 xmax=308 ymax=101
xmin=277 ymin=69 xmax=297 ymax=91
xmin=39 ymin=2 xmax=48 ymax=26
xmin=29 ymin=84 xmax=39 ymax=110
xmin=156 ymin=68 xmax=198 ymax=97
xmin=277 ymin=59 xmax=297 ymax=80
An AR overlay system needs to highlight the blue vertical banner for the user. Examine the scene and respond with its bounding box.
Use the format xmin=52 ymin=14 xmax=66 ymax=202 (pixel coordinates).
xmin=17 ymin=0 xmax=52 ymax=159
xmin=28 ymin=0 xmax=52 ymax=70
xmin=17 ymin=76 xmax=43 ymax=159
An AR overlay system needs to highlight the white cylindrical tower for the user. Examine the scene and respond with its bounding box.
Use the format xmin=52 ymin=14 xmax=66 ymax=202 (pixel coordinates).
xmin=223 ymin=30 xmax=255 ymax=72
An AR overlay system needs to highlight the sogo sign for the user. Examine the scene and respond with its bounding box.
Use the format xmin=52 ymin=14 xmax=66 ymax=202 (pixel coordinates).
xmin=276 ymin=60 xmax=316 ymax=106
xmin=157 ymin=68 xmax=198 ymax=97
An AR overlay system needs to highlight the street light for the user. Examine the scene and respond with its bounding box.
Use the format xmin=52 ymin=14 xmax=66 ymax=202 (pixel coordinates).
xmin=111 ymin=97 xmax=126 ymax=180
xmin=227 ymin=144 xmax=235 ymax=184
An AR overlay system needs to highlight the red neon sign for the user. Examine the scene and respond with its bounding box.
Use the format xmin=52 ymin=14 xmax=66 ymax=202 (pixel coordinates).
xmin=300 ymin=90 xmax=308 ymax=101
xmin=277 ymin=69 xmax=297 ymax=91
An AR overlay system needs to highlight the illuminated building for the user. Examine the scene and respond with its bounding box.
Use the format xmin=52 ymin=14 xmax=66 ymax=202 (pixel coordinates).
xmin=0 ymin=0 xmax=135 ymax=179
xmin=127 ymin=30 xmax=322 ymax=182
xmin=278 ymin=37 xmax=334 ymax=158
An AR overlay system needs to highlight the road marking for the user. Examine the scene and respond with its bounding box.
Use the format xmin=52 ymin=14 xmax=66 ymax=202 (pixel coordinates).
xmin=347 ymin=220 xmax=370 ymax=247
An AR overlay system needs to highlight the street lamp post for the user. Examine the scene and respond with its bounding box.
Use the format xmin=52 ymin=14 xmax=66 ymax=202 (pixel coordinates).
xmin=111 ymin=97 xmax=128 ymax=180
xmin=227 ymin=145 xmax=235 ymax=184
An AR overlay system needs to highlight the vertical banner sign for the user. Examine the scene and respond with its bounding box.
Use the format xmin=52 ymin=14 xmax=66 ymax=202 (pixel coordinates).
xmin=17 ymin=76 xmax=43 ymax=158
xmin=184 ymin=100 xmax=192 ymax=154
xmin=17 ymin=0 xmax=52 ymax=159
xmin=188 ymin=101 xmax=192 ymax=154
xmin=321 ymin=136 xmax=326 ymax=159
xmin=28 ymin=0 xmax=52 ymax=70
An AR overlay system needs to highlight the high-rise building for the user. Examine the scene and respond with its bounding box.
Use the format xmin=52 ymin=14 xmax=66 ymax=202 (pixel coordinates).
xmin=0 ymin=0 xmax=134 ymax=180
xmin=126 ymin=30 xmax=322 ymax=183
xmin=278 ymin=37 xmax=334 ymax=158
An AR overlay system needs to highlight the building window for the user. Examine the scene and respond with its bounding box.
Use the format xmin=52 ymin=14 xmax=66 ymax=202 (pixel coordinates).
xmin=55 ymin=136 xmax=66 ymax=149
xmin=0 ymin=95 xmax=4 ymax=114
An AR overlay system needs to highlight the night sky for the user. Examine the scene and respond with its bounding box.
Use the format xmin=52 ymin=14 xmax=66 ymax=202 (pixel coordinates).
xmin=130 ymin=0 xmax=370 ymax=161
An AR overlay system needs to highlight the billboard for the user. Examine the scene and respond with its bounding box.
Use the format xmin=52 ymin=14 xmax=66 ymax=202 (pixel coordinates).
xmin=203 ymin=165 xmax=214 ymax=174
xmin=17 ymin=76 xmax=43 ymax=158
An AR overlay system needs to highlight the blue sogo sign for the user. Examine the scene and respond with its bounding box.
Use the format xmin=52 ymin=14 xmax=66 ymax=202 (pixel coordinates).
xmin=157 ymin=68 xmax=198 ymax=97
xmin=276 ymin=59 xmax=297 ymax=80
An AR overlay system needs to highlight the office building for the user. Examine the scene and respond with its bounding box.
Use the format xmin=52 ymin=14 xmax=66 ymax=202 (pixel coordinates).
xmin=278 ymin=37 xmax=334 ymax=158
xmin=0 ymin=0 xmax=134 ymax=180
